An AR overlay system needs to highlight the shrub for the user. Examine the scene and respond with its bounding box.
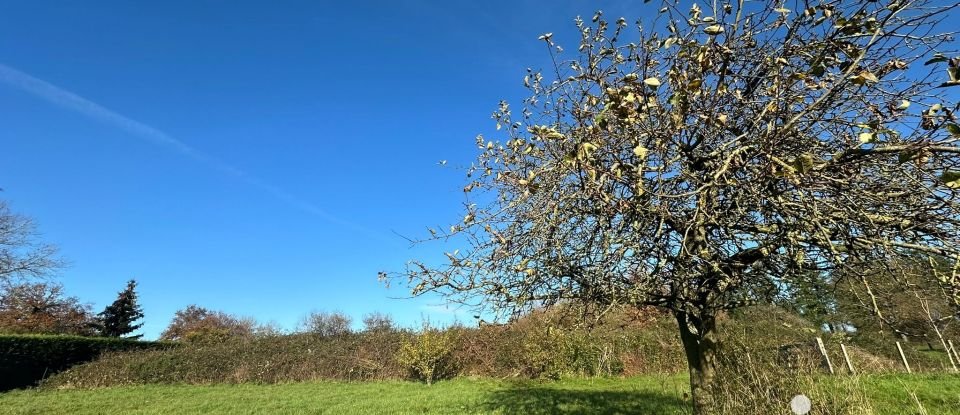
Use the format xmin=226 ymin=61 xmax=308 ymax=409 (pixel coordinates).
xmin=396 ymin=325 xmax=458 ymax=385
xmin=41 ymin=305 xmax=925 ymax=391
xmin=0 ymin=334 xmax=166 ymax=391
xmin=452 ymin=307 xmax=684 ymax=379
xmin=160 ymin=305 xmax=255 ymax=342
xmin=45 ymin=332 xmax=409 ymax=388
xmin=511 ymin=324 xmax=591 ymax=379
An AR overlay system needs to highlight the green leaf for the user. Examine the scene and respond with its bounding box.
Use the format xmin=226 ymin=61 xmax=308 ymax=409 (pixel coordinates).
xmin=942 ymin=171 xmax=960 ymax=188
xmin=898 ymin=150 xmax=919 ymax=164
xmin=947 ymin=124 xmax=960 ymax=137
xmin=810 ymin=64 xmax=825 ymax=77
xmin=924 ymin=53 xmax=948 ymax=66
xmin=792 ymin=154 xmax=815 ymax=173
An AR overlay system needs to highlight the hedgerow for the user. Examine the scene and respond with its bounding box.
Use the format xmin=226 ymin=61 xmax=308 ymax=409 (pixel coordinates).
xmin=0 ymin=334 xmax=167 ymax=391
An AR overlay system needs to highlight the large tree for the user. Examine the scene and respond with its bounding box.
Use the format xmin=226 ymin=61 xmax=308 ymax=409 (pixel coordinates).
xmin=0 ymin=281 xmax=96 ymax=336
xmin=0 ymin=200 xmax=62 ymax=281
xmin=391 ymin=1 xmax=960 ymax=411
xmin=96 ymin=279 xmax=145 ymax=339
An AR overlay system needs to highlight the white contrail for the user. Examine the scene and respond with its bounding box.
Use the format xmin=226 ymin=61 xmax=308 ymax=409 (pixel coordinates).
xmin=0 ymin=63 xmax=385 ymax=239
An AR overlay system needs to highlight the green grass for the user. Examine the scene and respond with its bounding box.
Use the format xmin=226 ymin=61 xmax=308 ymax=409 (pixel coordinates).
xmin=0 ymin=375 xmax=958 ymax=414
xmin=859 ymin=374 xmax=960 ymax=413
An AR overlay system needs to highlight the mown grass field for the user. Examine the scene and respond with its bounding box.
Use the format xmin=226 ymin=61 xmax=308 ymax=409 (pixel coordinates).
xmin=1 ymin=374 xmax=959 ymax=415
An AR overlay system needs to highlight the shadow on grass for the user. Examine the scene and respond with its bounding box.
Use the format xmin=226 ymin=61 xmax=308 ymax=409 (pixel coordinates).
xmin=482 ymin=384 xmax=690 ymax=415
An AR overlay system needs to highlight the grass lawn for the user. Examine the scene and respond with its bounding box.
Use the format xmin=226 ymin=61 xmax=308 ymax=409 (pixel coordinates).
xmin=1 ymin=374 xmax=958 ymax=414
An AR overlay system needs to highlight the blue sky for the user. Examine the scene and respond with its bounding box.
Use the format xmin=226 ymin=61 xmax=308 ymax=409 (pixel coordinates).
xmin=6 ymin=2 xmax=955 ymax=339
xmin=0 ymin=1 xmax=639 ymax=338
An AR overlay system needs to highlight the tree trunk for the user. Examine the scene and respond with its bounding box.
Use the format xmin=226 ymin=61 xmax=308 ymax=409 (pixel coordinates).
xmin=675 ymin=311 xmax=719 ymax=414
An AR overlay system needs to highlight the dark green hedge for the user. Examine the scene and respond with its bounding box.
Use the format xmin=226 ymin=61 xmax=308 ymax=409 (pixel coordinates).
xmin=0 ymin=334 xmax=168 ymax=391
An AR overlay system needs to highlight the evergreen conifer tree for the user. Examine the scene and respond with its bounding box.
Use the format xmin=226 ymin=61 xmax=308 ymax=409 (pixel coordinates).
xmin=97 ymin=279 xmax=144 ymax=339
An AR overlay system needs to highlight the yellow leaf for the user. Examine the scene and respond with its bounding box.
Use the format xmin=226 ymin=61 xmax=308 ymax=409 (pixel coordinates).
xmin=703 ymin=25 xmax=724 ymax=35
xmin=643 ymin=77 xmax=661 ymax=87
xmin=633 ymin=145 xmax=649 ymax=158
xmin=852 ymin=71 xmax=879 ymax=85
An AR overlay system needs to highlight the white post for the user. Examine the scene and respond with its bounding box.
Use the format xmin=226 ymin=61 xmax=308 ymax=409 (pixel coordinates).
xmin=949 ymin=340 xmax=960 ymax=369
xmin=896 ymin=341 xmax=912 ymax=374
xmin=840 ymin=343 xmax=855 ymax=375
xmin=816 ymin=337 xmax=835 ymax=374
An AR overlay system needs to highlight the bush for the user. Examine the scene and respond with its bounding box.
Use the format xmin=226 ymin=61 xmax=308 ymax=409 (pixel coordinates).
xmin=0 ymin=334 xmax=166 ymax=391
xmin=452 ymin=307 xmax=685 ymax=379
xmin=160 ymin=305 xmax=255 ymax=342
xmin=46 ymin=332 xmax=410 ymax=388
xmin=41 ymin=305 xmax=926 ymax=391
xmin=396 ymin=325 xmax=458 ymax=385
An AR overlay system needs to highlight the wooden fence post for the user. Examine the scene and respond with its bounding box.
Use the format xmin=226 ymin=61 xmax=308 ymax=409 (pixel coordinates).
xmin=816 ymin=337 xmax=835 ymax=374
xmin=840 ymin=343 xmax=855 ymax=375
xmin=896 ymin=341 xmax=912 ymax=374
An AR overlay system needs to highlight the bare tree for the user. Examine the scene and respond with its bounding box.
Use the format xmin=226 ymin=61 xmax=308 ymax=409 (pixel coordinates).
xmin=362 ymin=311 xmax=395 ymax=333
xmin=0 ymin=200 xmax=63 ymax=281
xmin=389 ymin=1 xmax=960 ymax=411
xmin=297 ymin=310 xmax=353 ymax=337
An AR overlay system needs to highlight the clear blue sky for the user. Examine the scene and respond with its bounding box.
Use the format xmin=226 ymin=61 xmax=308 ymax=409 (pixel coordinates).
xmin=0 ymin=1 xmax=640 ymax=338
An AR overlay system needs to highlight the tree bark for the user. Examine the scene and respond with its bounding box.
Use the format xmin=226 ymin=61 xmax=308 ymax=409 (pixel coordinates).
xmin=676 ymin=311 xmax=719 ymax=414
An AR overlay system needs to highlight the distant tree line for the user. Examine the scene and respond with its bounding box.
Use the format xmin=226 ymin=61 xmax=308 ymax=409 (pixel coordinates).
xmin=0 ymin=199 xmax=144 ymax=338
